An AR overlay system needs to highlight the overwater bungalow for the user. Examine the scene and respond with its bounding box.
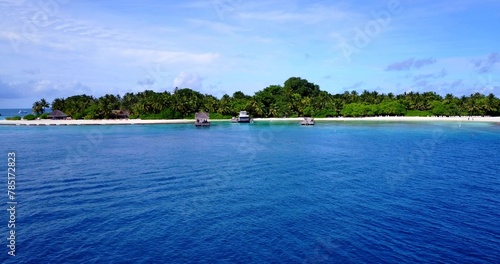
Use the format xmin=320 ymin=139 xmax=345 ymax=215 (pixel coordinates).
xmin=195 ymin=112 xmax=210 ymax=126
xmin=300 ymin=117 xmax=315 ymax=125
xmin=48 ymin=110 xmax=69 ymax=120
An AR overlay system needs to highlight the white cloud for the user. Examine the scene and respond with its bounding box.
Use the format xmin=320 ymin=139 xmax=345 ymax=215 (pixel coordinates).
xmin=120 ymin=48 xmax=221 ymax=65
xmin=0 ymin=78 xmax=93 ymax=99
xmin=186 ymin=18 xmax=246 ymax=34
xmin=1 ymin=0 xmax=500 ymax=107
xmin=172 ymin=72 xmax=203 ymax=90
xmin=237 ymin=4 xmax=352 ymax=24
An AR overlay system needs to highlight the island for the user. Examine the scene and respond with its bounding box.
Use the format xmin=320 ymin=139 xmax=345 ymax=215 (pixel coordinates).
xmin=2 ymin=77 xmax=500 ymax=125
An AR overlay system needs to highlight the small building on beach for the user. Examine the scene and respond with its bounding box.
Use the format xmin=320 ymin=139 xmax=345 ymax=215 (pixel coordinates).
xmin=195 ymin=112 xmax=210 ymax=126
xmin=48 ymin=110 xmax=69 ymax=120
xmin=112 ymin=110 xmax=130 ymax=119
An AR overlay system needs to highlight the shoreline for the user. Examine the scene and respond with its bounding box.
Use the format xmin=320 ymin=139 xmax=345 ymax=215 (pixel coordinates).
xmin=1 ymin=116 xmax=499 ymax=126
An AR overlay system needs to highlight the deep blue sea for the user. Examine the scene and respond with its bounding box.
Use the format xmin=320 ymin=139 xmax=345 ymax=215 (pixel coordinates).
xmin=1 ymin=121 xmax=499 ymax=263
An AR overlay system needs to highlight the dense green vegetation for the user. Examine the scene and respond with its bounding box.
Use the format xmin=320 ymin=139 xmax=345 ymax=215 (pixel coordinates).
xmin=23 ymin=114 xmax=36 ymax=120
xmin=32 ymin=98 xmax=49 ymax=115
xmin=33 ymin=77 xmax=500 ymax=119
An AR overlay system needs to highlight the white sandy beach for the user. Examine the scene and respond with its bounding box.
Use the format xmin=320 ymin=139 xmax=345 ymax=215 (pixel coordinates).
xmin=255 ymin=116 xmax=500 ymax=122
xmin=1 ymin=116 xmax=499 ymax=126
xmin=0 ymin=119 xmax=193 ymax=126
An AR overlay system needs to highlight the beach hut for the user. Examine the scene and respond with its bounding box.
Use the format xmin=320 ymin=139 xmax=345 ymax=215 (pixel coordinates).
xmin=112 ymin=110 xmax=130 ymax=119
xmin=195 ymin=112 xmax=210 ymax=126
xmin=48 ymin=110 xmax=69 ymax=120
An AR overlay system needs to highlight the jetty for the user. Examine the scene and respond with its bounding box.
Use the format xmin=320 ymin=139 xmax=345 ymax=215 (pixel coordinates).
xmin=195 ymin=112 xmax=210 ymax=126
xmin=300 ymin=117 xmax=315 ymax=125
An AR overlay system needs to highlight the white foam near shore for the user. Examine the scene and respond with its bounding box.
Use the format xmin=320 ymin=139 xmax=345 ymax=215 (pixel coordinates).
xmin=0 ymin=116 xmax=499 ymax=126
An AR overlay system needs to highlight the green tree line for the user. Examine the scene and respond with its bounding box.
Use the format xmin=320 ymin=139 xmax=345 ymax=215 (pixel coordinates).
xmin=32 ymin=77 xmax=500 ymax=119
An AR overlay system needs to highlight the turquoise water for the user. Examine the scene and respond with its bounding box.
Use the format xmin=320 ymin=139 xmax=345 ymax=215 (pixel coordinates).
xmin=1 ymin=122 xmax=499 ymax=263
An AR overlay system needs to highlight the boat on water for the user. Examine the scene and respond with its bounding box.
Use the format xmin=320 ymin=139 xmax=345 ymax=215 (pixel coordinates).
xmin=300 ymin=117 xmax=315 ymax=125
xmin=232 ymin=111 xmax=251 ymax=123
xmin=19 ymin=110 xmax=28 ymax=114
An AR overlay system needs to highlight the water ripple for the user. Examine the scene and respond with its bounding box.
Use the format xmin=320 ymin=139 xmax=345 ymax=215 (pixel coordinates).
xmin=1 ymin=122 xmax=499 ymax=263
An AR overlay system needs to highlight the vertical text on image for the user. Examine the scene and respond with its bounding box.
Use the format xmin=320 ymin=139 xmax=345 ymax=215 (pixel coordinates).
xmin=7 ymin=151 xmax=17 ymax=257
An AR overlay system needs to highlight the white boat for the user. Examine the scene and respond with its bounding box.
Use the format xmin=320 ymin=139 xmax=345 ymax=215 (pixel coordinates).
xmin=19 ymin=110 xmax=27 ymax=114
xmin=237 ymin=111 xmax=251 ymax=123
xmin=300 ymin=117 xmax=315 ymax=125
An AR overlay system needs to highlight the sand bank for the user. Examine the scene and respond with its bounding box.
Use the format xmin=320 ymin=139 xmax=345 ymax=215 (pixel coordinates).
xmin=0 ymin=116 xmax=499 ymax=126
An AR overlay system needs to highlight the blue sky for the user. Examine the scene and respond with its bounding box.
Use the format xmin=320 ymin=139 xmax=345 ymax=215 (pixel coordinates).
xmin=0 ymin=0 xmax=499 ymax=107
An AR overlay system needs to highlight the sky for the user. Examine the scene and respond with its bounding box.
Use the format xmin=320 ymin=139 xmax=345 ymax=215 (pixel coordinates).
xmin=0 ymin=0 xmax=499 ymax=108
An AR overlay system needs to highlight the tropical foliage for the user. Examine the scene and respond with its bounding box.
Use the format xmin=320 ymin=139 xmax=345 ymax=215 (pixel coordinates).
xmin=6 ymin=116 xmax=22 ymax=120
xmin=23 ymin=114 xmax=36 ymax=120
xmin=32 ymin=98 xmax=49 ymax=115
xmin=32 ymin=77 xmax=500 ymax=119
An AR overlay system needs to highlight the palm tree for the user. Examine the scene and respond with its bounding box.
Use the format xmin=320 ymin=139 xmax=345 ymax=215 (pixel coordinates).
xmin=51 ymin=98 xmax=65 ymax=111
xmin=32 ymin=101 xmax=43 ymax=115
xmin=268 ymin=103 xmax=280 ymax=117
xmin=97 ymin=96 xmax=113 ymax=118
xmin=443 ymin=94 xmax=454 ymax=104
xmin=149 ymin=94 xmax=163 ymax=113
xmin=360 ymin=90 xmax=371 ymax=104
xmin=247 ymin=99 xmax=264 ymax=117
xmin=203 ymin=96 xmax=218 ymax=113
xmin=218 ymin=95 xmax=232 ymax=115
xmin=350 ymin=90 xmax=359 ymax=103
xmin=40 ymin=98 xmax=50 ymax=113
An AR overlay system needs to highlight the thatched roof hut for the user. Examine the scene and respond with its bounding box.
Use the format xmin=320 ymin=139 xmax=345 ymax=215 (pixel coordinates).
xmin=48 ymin=110 xmax=69 ymax=120
xmin=112 ymin=110 xmax=129 ymax=119
xmin=195 ymin=112 xmax=209 ymax=120
xmin=195 ymin=112 xmax=210 ymax=126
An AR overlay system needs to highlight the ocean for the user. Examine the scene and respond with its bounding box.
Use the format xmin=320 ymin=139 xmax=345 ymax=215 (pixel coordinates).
xmin=1 ymin=121 xmax=499 ymax=263
xmin=0 ymin=109 xmax=34 ymax=120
